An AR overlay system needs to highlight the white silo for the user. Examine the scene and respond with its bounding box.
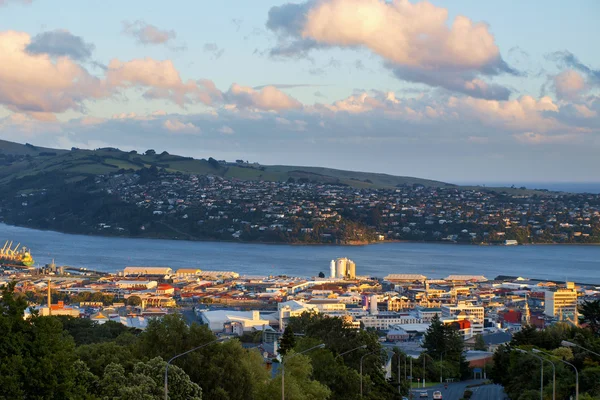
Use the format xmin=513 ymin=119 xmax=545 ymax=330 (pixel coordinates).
xmin=370 ymin=294 xmax=378 ymax=315
xmin=347 ymin=260 xmax=356 ymax=279
xmin=335 ymin=258 xmax=347 ymax=279
xmin=329 ymin=260 xmax=336 ymax=278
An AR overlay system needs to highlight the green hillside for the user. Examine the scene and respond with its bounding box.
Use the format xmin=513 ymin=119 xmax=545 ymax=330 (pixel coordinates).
xmin=0 ymin=139 xmax=454 ymax=189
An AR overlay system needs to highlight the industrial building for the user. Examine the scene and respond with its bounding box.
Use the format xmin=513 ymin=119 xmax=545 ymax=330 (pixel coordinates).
xmin=330 ymin=258 xmax=357 ymax=279
xmin=199 ymin=310 xmax=273 ymax=332
xmin=123 ymin=266 xmax=173 ymax=276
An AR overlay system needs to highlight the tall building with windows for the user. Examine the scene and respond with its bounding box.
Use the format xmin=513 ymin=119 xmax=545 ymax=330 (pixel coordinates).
xmin=544 ymin=282 xmax=578 ymax=325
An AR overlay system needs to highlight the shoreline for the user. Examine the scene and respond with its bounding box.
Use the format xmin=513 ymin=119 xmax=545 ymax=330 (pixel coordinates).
xmin=2 ymin=221 xmax=600 ymax=247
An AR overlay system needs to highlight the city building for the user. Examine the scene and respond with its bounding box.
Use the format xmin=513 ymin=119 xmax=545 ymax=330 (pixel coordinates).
xmin=544 ymin=282 xmax=578 ymax=324
xmin=200 ymin=310 xmax=272 ymax=332
xmin=123 ymin=266 xmax=173 ymax=276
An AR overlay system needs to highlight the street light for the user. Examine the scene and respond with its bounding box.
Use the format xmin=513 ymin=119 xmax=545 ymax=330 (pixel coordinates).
xmin=164 ymin=337 xmax=229 ymax=400
xmin=534 ymin=348 xmax=579 ymax=400
xmin=561 ymin=340 xmax=600 ymax=358
xmin=360 ymin=351 xmax=378 ymax=398
xmin=360 ymin=348 xmax=390 ymax=398
xmin=531 ymin=349 xmax=556 ymax=400
xmin=516 ymin=349 xmax=543 ymax=400
xmin=282 ymin=343 xmax=326 ymax=400
xmin=439 ymin=351 xmax=446 ymax=384
xmin=335 ymin=345 xmax=368 ymax=360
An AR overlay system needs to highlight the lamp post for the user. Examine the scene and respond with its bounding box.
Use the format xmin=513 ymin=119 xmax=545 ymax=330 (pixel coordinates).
xmin=439 ymin=351 xmax=447 ymax=384
xmin=360 ymin=348 xmax=392 ymax=398
xmin=282 ymin=343 xmax=325 ymax=400
xmin=516 ymin=349 xmax=543 ymax=400
xmin=335 ymin=345 xmax=367 ymax=360
xmin=164 ymin=337 xmax=229 ymax=400
xmin=561 ymin=340 xmax=600 ymax=358
xmin=535 ymin=348 xmax=579 ymax=400
xmin=360 ymin=351 xmax=378 ymax=398
xmin=422 ymin=354 xmax=426 ymax=388
xmin=532 ymin=349 xmax=556 ymax=400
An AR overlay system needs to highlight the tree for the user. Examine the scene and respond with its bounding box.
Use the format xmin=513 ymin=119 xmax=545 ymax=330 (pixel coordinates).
xmin=127 ymin=295 xmax=143 ymax=307
xmin=474 ymin=334 xmax=487 ymax=351
xmin=136 ymin=314 xmax=269 ymax=400
xmin=318 ymin=271 xmax=325 ymax=278
xmin=259 ymin=351 xmax=331 ymax=400
xmin=99 ymin=357 xmax=202 ymax=400
xmin=0 ymin=282 xmax=87 ymax=399
xmin=580 ymin=300 xmax=600 ymax=335
xmin=145 ymin=149 xmax=156 ymax=155
xmin=422 ymin=314 xmax=446 ymax=358
xmin=279 ymin=326 xmax=297 ymax=356
xmin=208 ymin=157 xmax=220 ymax=169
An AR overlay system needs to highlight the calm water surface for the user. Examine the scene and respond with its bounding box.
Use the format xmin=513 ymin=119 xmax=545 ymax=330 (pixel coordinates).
xmin=1 ymin=223 xmax=599 ymax=284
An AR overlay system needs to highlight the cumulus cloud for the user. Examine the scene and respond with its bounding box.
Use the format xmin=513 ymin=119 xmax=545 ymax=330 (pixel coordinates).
xmin=163 ymin=119 xmax=201 ymax=133
xmin=553 ymin=70 xmax=587 ymax=100
xmin=225 ymin=84 xmax=302 ymax=111
xmin=548 ymin=50 xmax=600 ymax=84
xmin=122 ymin=20 xmax=181 ymax=49
xmin=106 ymin=58 xmax=223 ymax=106
xmin=26 ymin=30 xmax=95 ymax=61
xmin=266 ymin=0 xmax=516 ymax=99
xmin=0 ymin=31 xmax=106 ymax=117
xmin=203 ymin=43 xmax=225 ymax=59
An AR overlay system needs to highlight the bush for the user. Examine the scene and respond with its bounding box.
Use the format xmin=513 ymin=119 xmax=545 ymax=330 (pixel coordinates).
xmin=463 ymin=390 xmax=473 ymax=399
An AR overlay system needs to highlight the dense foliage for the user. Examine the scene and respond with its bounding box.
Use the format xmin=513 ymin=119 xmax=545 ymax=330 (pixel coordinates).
xmin=490 ymin=304 xmax=600 ymax=400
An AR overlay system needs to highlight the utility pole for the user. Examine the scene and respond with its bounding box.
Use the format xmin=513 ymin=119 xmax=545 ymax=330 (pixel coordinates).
xmin=47 ymin=278 xmax=52 ymax=316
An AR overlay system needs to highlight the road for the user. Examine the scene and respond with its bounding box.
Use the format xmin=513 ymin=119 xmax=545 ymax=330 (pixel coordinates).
xmin=409 ymin=380 xmax=508 ymax=400
xmin=471 ymin=384 xmax=507 ymax=400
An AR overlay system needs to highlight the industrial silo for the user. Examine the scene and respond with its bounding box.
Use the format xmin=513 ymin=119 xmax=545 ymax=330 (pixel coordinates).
xmin=347 ymin=260 xmax=356 ymax=279
xmin=329 ymin=260 xmax=336 ymax=278
xmin=335 ymin=258 xmax=347 ymax=279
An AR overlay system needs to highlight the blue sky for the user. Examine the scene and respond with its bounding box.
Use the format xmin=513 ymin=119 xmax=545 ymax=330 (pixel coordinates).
xmin=1 ymin=0 xmax=599 ymax=183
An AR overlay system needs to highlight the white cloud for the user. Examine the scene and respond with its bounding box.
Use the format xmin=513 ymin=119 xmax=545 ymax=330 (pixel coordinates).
xmin=267 ymin=0 xmax=515 ymax=99
xmin=226 ymin=84 xmax=302 ymax=111
xmin=218 ymin=125 xmax=234 ymax=134
xmin=163 ymin=119 xmax=201 ymax=134
xmin=553 ymin=69 xmax=587 ymax=100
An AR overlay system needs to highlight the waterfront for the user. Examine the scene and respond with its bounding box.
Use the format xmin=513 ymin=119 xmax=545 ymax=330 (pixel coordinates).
xmin=1 ymin=223 xmax=599 ymax=284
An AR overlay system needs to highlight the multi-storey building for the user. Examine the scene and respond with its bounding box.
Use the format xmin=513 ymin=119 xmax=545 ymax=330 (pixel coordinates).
xmin=544 ymin=282 xmax=578 ymax=324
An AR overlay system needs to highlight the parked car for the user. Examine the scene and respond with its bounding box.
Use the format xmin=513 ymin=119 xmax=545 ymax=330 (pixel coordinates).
xmin=419 ymin=391 xmax=428 ymax=398
xmin=433 ymin=390 xmax=443 ymax=399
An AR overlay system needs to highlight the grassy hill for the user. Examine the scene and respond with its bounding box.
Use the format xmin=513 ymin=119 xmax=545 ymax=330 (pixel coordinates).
xmin=0 ymin=139 xmax=455 ymax=189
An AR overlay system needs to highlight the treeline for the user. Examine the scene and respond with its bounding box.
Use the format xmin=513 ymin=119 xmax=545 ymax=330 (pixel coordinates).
xmin=0 ymin=282 xmax=408 ymax=400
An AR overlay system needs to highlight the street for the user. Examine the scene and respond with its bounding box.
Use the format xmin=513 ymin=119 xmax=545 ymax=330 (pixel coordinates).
xmin=409 ymin=380 xmax=508 ymax=400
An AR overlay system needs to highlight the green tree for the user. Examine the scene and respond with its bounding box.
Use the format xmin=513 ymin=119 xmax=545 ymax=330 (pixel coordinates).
xmin=127 ymin=295 xmax=143 ymax=307
xmin=580 ymin=300 xmax=600 ymax=335
xmin=422 ymin=314 xmax=446 ymax=357
xmin=0 ymin=282 xmax=88 ymax=399
xmin=136 ymin=314 xmax=269 ymax=400
xmin=98 ymin=358 xmax=202 ymax=400
xmin=474 ymin=334 xmax=487 ymax=351
xmin=259 ymin=351 xmax=330 ymax=400
xmin=279 ymin=326 xmax=297 ymax=356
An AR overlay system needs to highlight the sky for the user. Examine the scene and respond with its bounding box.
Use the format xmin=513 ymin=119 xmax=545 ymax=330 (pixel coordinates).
xmin=1 ymin=0 xmax=599 ymax=184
